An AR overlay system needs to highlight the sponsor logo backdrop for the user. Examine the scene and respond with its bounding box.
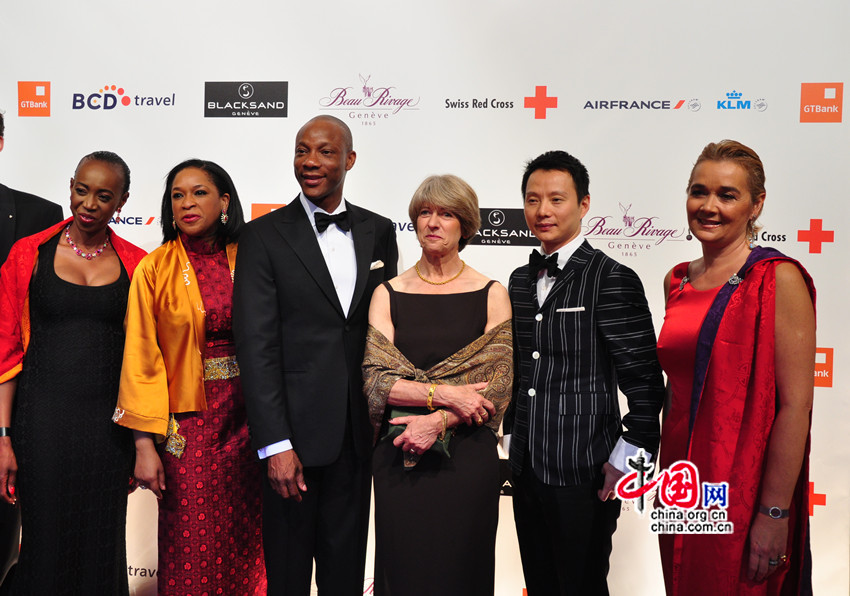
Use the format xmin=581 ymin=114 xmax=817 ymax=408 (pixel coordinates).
xmin=2 ymin=1 xmax=847 ymax=594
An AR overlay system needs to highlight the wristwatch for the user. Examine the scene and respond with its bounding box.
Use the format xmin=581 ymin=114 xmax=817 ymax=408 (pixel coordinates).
xmin=758 ymin=504 xmax=790 ymax=519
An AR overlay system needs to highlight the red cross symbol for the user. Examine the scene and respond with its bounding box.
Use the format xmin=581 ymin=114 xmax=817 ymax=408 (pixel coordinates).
xmin=797 ymin=218 xmax=834 ymax=253
xmin=809 ymin=481 xmax=826 ymax=516
xmin=524 ymin=86 xmax=558 ymax=119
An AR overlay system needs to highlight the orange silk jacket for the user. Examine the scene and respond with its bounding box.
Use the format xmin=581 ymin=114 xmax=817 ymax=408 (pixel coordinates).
xmin=113 ymin=237 xmax=237 ymax=438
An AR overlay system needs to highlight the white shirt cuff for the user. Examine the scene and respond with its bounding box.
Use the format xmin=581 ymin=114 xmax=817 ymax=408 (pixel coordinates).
xmin=257 ymin=439 xmax=292 ymax=459
xmin=608 ymin=437 xmax=652 ymax=475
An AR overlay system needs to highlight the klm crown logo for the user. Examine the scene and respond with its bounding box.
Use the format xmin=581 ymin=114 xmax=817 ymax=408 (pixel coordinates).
xmin=717 ymin=89 xmax=750 ymax=110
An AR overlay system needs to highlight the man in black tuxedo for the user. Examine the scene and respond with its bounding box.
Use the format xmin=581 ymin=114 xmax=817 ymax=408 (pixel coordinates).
xmin=0 ymin=111 xmax=63 ymax=594
xmin=233 ymin=115 xmax=398 ymax=595
xmin=506 ymin=150 xmax=664 ymax=595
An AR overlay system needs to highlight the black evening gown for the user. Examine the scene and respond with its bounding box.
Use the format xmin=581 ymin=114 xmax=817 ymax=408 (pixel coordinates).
xmin=372 ymin=281 xmax=500 ymax=596
xmin=11 ymin=235 xmax=133 ymax=596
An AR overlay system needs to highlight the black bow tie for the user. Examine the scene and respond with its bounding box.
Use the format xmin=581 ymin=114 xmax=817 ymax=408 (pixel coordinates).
xmin=314 ymin=211 xmax=351 ymax=233
xmin=528 ymin=251 xmax=560 ymax=280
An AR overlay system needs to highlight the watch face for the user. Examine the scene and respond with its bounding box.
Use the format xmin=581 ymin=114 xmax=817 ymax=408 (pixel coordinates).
xmin=769 ymin=507 xmax=782 ymax=519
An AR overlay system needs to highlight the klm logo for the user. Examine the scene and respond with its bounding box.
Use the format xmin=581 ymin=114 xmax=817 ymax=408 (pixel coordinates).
xmin=717 ymin=90 xmax=750 ymax=109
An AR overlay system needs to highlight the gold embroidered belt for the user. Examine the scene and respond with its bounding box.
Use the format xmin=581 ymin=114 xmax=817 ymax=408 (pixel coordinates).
xmin=203 ymin=355 xmax=240 ymax=381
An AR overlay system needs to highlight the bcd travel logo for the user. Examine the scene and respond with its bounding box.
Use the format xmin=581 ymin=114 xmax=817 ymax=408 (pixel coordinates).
xmin=800 ymin=83 xmax=843 ymax=123
xmin=205 ymin=81 xmax=288 ymax=118
xmin=18 ymin=81 xmax=50 ymax=117
xmin=72 ymin=83 xmax=176 ymax=110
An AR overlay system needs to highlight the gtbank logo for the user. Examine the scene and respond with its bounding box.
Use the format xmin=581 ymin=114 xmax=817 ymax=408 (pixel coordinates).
xmin=814 ymin=348 xmax=833 ymax=388
xmin=18 ymin=81 xmax=51 ymax=117
xmin=800 ymin=83 xmax=843 ymax=123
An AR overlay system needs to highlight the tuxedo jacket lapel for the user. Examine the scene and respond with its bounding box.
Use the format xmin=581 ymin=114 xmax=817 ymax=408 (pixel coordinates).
xmin=348 ymin=203 xmax=375 ymax=321
xmin=539 ymin=240 xmax=592 ymax=310
xmin=274 ymin=198 xmax=345 ymax=317
xmin=0 ymin=185 xmax=16 ymax=260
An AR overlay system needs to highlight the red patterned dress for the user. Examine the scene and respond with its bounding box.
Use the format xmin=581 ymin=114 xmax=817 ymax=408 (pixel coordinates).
xmin=157 ymin=235 xmax=266 ymax=595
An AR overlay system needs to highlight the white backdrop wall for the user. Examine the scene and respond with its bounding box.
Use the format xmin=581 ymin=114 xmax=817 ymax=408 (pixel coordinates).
xmin=2 ymin=1 xmax=847 ymax=594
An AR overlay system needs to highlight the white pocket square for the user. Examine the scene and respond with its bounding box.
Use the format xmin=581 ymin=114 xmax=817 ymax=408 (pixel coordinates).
xmin=556 ymin=306 xmax=585 ymax=313
xmin=370 ymin=260 xmax=385 ymax=271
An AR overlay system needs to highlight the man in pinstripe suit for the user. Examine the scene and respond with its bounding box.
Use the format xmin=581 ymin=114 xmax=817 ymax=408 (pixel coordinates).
xmin=506 ymin=150 xmax=664 ymax=595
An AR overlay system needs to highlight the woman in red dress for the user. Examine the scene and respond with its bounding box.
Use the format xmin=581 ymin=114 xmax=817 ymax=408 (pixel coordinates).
xmin=656 ymin=141 xmax=815 ymax=595
xmin=114 ymin=159 xmax=266 ymax=595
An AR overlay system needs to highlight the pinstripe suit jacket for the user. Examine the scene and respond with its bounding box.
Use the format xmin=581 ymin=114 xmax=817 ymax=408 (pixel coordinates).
xmin=507 ymin=240 xmax=664 ymax=487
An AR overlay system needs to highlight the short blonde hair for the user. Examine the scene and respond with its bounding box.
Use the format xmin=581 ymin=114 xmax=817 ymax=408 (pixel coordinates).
xmin=408 ymin=175 xmax=481 ymax=251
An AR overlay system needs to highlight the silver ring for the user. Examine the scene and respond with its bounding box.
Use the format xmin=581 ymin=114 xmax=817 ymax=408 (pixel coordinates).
xmin=768 ymin=559 xmax=779 ymax=567
xmin=139 ymin=485 xmax=148 ymax=490
xmin=409 ymin=448 xmax=416 ymax=454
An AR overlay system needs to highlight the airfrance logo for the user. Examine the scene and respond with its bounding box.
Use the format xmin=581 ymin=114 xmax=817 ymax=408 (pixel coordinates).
xmin=716 ymin=90 xmax=767 ymax=111
xmin=205 ymin=81 xmax=288 ymax=118
xmin=109 ymin=215 xmax=156 ymax=226
xmin=800 ymin=83 xmax=843 ymax=123
xmin=583 ymin=98 xmax=700 ymax=111
xmin=72 ymin=83 xmax=175 ymax=110
xmin=18 ymin=81 xmax=51 ymax=117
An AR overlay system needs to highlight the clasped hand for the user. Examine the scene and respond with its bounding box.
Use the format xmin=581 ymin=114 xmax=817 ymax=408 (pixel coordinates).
xmin=440 ymin=381 xmax=494 ymax=426
xmin=389 ymin=412 xmax=443 ymax=455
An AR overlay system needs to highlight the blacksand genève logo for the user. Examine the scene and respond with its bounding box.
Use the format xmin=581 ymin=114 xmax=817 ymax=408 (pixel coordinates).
xmin=205 ymin=81 xmax=288 ymax=118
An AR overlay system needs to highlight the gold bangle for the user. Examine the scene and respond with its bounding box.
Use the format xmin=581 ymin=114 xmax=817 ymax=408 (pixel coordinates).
xmin=438 ymin=409 xmax=448 ymax=441
xmin=426 ymin=383 xmax=437 ymax=411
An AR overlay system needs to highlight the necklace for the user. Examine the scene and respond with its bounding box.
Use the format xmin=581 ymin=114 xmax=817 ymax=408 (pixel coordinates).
xmin=64 ymin=223 xmax=110 ymax=260
xmin=679 ymin=273 xmax=743 ymax=291
xmin=415 ymin=260 xmax=465 ymax=285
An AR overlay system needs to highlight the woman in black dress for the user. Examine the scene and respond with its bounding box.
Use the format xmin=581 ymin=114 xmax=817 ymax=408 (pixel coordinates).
xmin=363 ymin=175 xmax=513 ymax=596
xmin=0 ymin=152 xmax=147 ymax=595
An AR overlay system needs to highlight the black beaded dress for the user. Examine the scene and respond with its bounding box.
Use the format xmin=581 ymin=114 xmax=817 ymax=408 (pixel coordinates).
xmin=372 ymin=281 xmax=500 ymax=596
xmin=11 ymin=234 xmax=133 ymax=595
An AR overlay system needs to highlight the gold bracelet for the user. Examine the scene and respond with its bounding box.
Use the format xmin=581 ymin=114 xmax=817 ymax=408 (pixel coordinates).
xmin=438 ymin=409 xmax=448 ymax=441
xmin=426 ymin=383 xmax=437 ymax=411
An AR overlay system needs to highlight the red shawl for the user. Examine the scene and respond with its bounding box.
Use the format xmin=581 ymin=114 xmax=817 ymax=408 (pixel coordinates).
xmin=0 ymin=217 xmax=147 ymax=383
xmin=660 ymin=248 xmax=814 ymax=595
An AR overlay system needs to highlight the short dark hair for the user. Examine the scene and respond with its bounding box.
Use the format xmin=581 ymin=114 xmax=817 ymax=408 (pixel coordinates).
xmin=0 ymin=112 xmax=5 ymax=138
xmin=521 ymin=150 xmax=590 ymax=201
xmin=76 ymin=151 xmax=131 ymax=196
xmin=160 ymin=159 xmax=245 ymax=245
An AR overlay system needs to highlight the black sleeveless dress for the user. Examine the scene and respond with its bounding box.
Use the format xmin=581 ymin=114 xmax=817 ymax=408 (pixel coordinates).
xmin=11 ymin=234 xmax=133 ymax=595
xmin=372 ymin=281 xmax=500 ymax=596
